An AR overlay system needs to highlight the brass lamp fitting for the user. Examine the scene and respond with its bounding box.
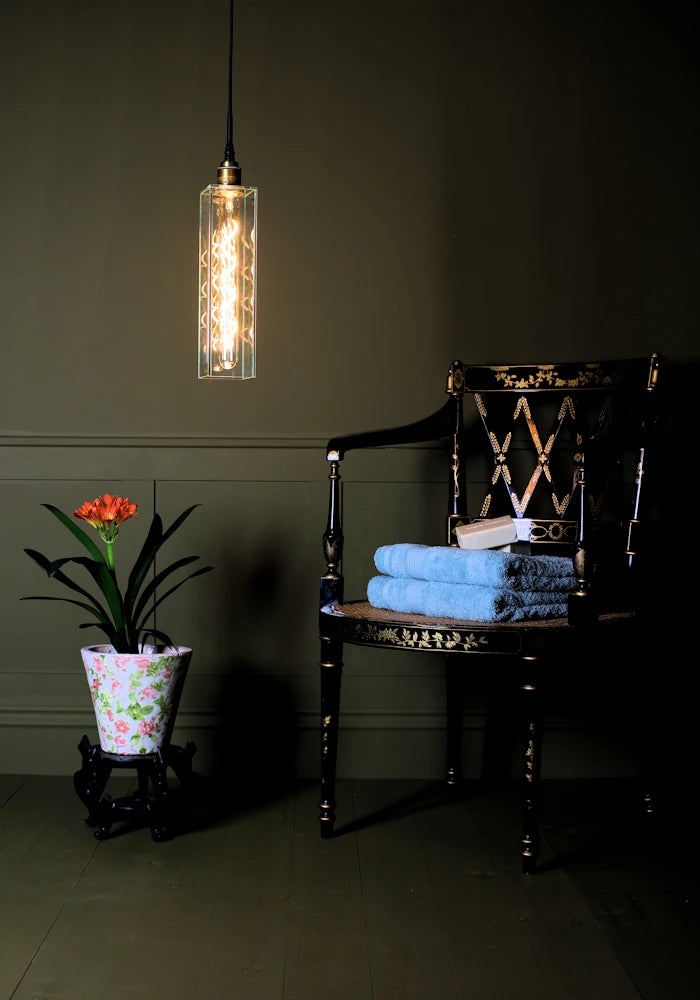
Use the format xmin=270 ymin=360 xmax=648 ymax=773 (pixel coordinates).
xmin=217 ymin=159 xmax=241 ymax=185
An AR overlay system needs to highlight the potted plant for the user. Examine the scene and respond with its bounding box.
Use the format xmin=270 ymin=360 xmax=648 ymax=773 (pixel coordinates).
xmin=23 ymin=493 xmax=213 ymax=756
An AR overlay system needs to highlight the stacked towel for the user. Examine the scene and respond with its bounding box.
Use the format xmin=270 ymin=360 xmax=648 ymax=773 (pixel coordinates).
xmin=367 ymin=575 xmax=568 ymax=622
xmin=374 ymin=543 xmax=574 ymax=590
xmin=368 ymin=544 xmax=575 ymax=623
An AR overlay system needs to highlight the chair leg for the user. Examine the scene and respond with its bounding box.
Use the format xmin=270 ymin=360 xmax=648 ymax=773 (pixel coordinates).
xmin=445 ymin=657 xmax=465 ymax=790
xmin=520 ymin=655 xmax=543 ymax=875
xmin=636 ymin=698 xmax=656 ymax=819
xmin=319 ymin=637 xmax=343 ymax=838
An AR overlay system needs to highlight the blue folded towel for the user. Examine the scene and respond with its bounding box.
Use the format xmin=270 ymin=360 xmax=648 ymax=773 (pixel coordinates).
xmin=367 ymin=575 xmax=569 ymax=623
xmin=374 ymin=543 xmax=575 ymax=592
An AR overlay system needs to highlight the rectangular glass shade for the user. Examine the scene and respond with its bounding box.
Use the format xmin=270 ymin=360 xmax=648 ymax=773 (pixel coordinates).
xmin=199 ymin=183 xmax=257 ymax=379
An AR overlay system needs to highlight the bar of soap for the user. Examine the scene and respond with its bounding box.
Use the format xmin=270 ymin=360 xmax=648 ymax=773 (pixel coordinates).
xmin=455 ymin=515 xmax=518 ymax=550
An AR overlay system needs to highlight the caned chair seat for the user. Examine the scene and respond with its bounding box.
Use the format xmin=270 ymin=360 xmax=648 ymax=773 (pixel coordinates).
xmin=323 ymin=599 xmax=636 ymax=635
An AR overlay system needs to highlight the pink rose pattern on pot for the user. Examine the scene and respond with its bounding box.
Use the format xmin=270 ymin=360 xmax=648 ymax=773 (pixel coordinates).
xmin=81 ymin=645 xmax=192 ymax=755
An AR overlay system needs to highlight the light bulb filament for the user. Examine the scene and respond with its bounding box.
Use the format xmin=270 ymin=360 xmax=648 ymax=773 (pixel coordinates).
xmin=211 ymin=215 xmax=240 ymax=369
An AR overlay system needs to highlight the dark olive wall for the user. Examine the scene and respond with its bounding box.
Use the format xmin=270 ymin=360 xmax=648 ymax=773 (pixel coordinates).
xmin=1 ymin=0 xmax=697 ymax=438
xmin=0 ymin=0 xmax=696 ymax=777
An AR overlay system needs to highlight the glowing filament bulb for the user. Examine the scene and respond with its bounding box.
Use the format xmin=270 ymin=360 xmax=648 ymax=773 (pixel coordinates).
xmin=199 ymin=183 xmax=257 ymax=380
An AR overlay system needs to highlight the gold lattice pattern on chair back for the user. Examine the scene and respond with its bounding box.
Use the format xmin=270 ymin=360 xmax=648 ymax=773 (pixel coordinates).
xmin=472 ymin=385 xmax=624 ymax=527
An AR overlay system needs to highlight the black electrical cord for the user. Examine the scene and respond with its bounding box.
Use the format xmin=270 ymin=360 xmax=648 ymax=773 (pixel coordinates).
xmin=224 ymin=0 xmax=238 ymax=166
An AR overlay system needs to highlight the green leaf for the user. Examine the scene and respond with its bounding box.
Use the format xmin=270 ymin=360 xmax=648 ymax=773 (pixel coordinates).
xmin=135 ymin=565 xmax=213 ymax=635
xmin=42 ymin=504 xmax=107 ymax=565
xmin=24 ymin=549 xmax=111 ymax=619
xmin=137 ymin=628 xmax=175 ymax=648
xmin=58 ymin=555 xmax=125 ymax=637
xmin=46 ymin=556 xmax=86 ymax=577
xmin=78 ymin=621 xmax=119 ymax=644
xmin=21 ymin=594 xmax=109 ymax=622
xmin=123 ymin=507 xmax=200 ymax=623
xmin=124 ymin=514 xmax=163 ymax=622
xmin=131 ymin=555 xmax=201 ymax=627
xmin=161 ymin=505 xmax=200 ymax=546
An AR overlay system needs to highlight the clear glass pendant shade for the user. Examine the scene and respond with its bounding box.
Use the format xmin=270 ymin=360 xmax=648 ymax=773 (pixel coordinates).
xmin=198 ymin=183 xmax=257 ymax=379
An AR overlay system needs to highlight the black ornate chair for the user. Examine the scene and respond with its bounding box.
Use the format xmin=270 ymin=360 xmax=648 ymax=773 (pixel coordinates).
xmin=318 ymin=353 xmax=663 ymax=874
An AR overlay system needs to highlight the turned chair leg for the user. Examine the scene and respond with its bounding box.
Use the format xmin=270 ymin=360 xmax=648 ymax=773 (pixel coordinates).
xmin=445 ymin=658 xmax=465 ymax=790
xmin=520 ymin=655 xmax=543 ymax=875
xmin=320 ymin=637 xmax=343 ymax=838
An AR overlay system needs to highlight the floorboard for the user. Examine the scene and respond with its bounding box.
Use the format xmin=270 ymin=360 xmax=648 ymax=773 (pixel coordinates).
xmin=283 ymin=781 xmax=372 ymax=1000
xmin=467 ymin=781 xmax=644 ymax=1000
xmin=0 ymin=776 xmax=100 ymax=999
xmin=0 ymin=775 xmax=26 ymax=809
xmin=352 ymin=780 xmax=466 ymax=1000
xmin=1 ymin=774 xmax=697 ymax=999
xmin=190 ymin=793 xmax=295 ymax=1000
xmin=417 ymin=782 xmax=559 ymax=1000
xmin=10 ymin=779 xmax=295 ymax=1000
xmin=540 ymin=778 xmax=700 ymax=1000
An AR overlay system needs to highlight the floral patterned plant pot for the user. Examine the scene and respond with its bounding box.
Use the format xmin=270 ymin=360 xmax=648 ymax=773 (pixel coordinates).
xmin=81 ymin=644 xmax=192 ymax=755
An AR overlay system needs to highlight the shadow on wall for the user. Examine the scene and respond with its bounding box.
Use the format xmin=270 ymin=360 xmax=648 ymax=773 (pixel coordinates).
xmin=203 ymin=658 xmax=300 ymax=816
xmin=188 ymin=542 xmax=304 ymax=825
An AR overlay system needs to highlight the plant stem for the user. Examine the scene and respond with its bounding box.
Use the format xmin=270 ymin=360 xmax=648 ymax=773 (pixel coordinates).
xmin=105 ymin=540 xmax=130 ymax=649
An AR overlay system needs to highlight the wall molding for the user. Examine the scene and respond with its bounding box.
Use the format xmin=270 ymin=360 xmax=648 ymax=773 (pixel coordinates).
xmin=0 ymin=707 xmax=635 ymax=780
xmin=0 ymin=434 xmax=447 ymax=484
xmin=0 ymin=704 xmax=601 ymax=733
xmin=0 ymin=706 xmax=482 ymax=731
xmin=0 ymin=434 xmax=329 ymax=450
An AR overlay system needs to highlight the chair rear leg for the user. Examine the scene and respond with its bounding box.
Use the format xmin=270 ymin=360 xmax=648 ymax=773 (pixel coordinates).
xmin=445 ymin=657 xmax=465 ymax=791
xmin=319 ymin=636 xmax=343 ymax=838
xmin=520 ymin=655 xmax=543 ymax=875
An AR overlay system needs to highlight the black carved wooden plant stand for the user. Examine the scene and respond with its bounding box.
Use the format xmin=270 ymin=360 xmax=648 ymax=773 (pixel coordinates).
xmin=73 ymin=735 xmax=200 ymax=842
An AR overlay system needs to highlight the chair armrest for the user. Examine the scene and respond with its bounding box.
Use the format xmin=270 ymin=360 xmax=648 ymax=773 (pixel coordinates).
xmin=326 ymin=400 xmax=455 ymax=461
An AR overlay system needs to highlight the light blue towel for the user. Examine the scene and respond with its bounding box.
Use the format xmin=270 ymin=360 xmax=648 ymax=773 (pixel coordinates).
xmin=374 ymin=543 xmax=575 ymax=592
xmin=367 ymin=575 xmax=569 ymax=623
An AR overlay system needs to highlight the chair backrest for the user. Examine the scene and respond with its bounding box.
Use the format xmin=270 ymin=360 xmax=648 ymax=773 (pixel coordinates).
xmin=448 ymin=354 xmax=663 ymax=615
xmin=321 ymin=352 xmax=663 ymax=620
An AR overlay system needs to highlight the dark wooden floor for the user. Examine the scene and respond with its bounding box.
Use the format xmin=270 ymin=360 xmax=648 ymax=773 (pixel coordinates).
xmin=1 ymin=773 xmax=698 ymax=999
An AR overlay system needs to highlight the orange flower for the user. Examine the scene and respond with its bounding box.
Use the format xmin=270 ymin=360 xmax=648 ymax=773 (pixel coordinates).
xmin=74 ymin=494 xmax=137 ymax=542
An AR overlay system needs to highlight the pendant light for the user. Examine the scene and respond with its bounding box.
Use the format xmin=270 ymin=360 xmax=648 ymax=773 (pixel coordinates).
xmin=198 ymin=0 xmax=257 ymax=380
